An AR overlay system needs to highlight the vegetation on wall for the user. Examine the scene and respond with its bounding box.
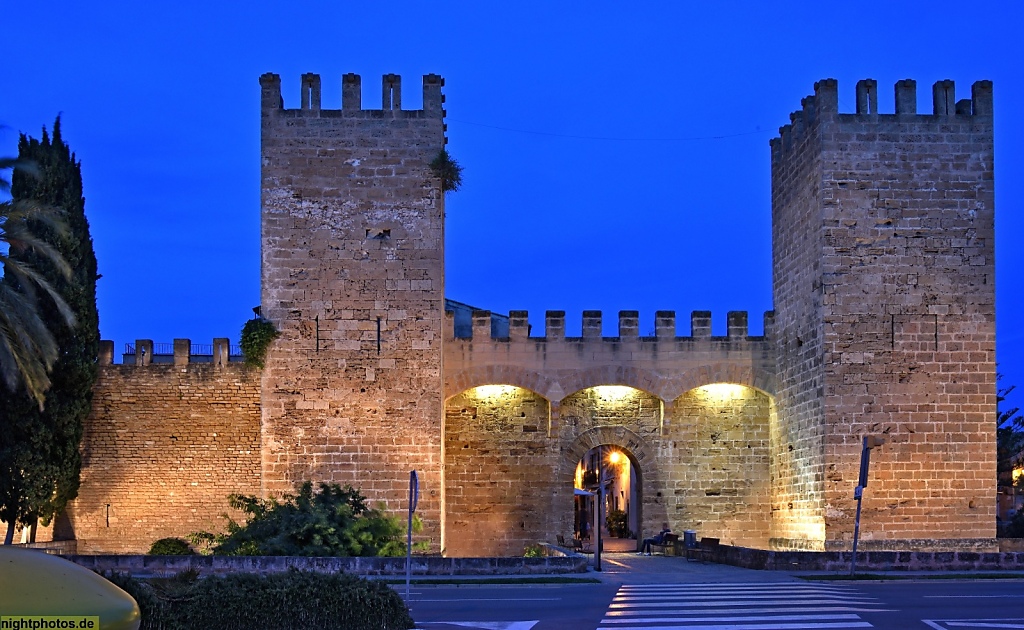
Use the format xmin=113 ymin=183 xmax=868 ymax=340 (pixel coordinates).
xmin=0 ymin=118 xmax=95 ymax=545
xmin=429 ymin=149 xmax=463 ymax=192
xmin=240 ymin=317 xmax=279 ymax=368
xmin=190 ymin=482 xmax=418 ymax=557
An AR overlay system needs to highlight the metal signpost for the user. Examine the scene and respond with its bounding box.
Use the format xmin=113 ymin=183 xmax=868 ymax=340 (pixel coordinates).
xmin=850 ymin=436 xmax=885 ymax=576
xmin=406 ymin=470 xmax=419 ymax=598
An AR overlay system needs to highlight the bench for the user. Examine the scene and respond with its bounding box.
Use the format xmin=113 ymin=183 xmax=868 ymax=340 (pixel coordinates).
xmin=556 ymin=534 xmax=588 ymax=553
xmin=649 ymin=533 xmax=680 ymax=555
xmin=697 ymin=537 xmax=720 ymax=563
xmin=684 ymin=536 xmax=720 ymax=562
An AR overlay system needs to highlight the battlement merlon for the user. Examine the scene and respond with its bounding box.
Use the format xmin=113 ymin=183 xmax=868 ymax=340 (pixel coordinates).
xmin=259 ymin=72 xmax=447 ymax=115
xmin=98 ymin=338 xmax=236 ymax=367
xmin=770 ymin=79 xmax=993 ymax=159
xmin=448 ymin=310 xmax=774 ymax=341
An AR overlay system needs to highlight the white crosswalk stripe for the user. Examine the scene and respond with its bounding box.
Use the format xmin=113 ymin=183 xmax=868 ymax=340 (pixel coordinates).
xmin=598 ymin=582 xmax=889 ymax=629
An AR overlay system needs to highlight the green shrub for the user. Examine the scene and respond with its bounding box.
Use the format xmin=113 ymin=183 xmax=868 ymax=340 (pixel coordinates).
xmin=195 ymin=481 xmax=411 ymax=557
xmin=148 ymin=537 xmax=195 ymax=555
xmin=1002 ymin=509 xmax=1024 ymax=538
xmin=523 ymin=543 xmax=544 ymax=557
xmin=606 ymin=509 xmax=628 ymax=538
xmin=429 ymin=149 xmax=463 ymax=192
xmin=180 ymin=570 xmax=413 ymax=630
xmin=101 ymin=569 xmax=413 ymax=630
xmin=101 ymin=571 xmax=176 ymax=630
xmin=240 ymin=317 xmax=279 ymax=368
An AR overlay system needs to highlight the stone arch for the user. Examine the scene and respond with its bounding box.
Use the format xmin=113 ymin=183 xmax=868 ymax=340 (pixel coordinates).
xmin=443 ymin=365 xmax=555 ymax=401
xmin=663 ymin=363 xmax=776 ymax=401
xmin=561 ymin=425 xmax=654 ymax=471
xmin=561 ymin=425 xmax=667 ymax=545
xmin=558 ymin=365 xmax=667 ymax=402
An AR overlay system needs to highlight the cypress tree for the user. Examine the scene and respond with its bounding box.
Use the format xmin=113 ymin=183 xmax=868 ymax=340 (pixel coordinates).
xmin=0 ymin=117 xmax=99 ymax=544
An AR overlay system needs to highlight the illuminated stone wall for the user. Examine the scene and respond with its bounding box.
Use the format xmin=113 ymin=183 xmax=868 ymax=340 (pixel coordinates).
xmin=772 ymin=79 xmax=996 ymax=550
xmin=66 ymin=362 xmax=261 ymax=554
xmin=259 ymin=73 xmax=447 ymax=550
xmin=664 ymin=386 xmax=772 ymax=548
xmin=444 ymin=387 xmax=566 ymax=556
xmin=769 ymin=81 xmax=829 ymax=549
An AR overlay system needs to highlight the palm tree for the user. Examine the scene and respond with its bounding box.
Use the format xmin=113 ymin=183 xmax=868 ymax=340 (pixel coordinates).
xmin=0 ymin=157 xmax=75 ymax=409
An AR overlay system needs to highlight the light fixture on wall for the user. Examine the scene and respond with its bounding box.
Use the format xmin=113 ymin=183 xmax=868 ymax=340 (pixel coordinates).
xmin=697 ymin=383 xmax=746 ymax=400
xmin=474 ymin=384 xmax=517 ymax=398
xmin=592 ymin=385 xmax=635 ymax=401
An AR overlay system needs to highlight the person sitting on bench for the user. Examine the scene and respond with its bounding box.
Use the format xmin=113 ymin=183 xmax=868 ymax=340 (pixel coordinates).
xmin=638 ymin=523 xmax=672 ymax=555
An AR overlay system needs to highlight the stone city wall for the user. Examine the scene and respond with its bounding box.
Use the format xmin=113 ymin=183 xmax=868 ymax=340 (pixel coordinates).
xmin=65 ymin=341 xmax=261 ymax=554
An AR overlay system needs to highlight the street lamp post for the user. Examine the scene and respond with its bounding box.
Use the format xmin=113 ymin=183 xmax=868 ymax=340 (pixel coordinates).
xmin=595 ymin=445 xmax=604 ymax=571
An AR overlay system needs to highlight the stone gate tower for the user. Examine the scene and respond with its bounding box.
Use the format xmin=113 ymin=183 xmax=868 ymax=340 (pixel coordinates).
xmin=771 ymin=79 xmax=996 ymax=550
xmin=259 ymin=73 xmax=447 ymax=546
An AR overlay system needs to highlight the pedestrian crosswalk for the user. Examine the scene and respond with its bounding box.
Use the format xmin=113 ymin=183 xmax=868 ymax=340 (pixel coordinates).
xmin=598 ymin=582 xmax=889 ymax=629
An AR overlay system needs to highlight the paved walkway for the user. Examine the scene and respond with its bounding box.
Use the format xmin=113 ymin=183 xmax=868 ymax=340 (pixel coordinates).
xmin=580 ymin=536 xmax=795 ymax=584
xmin=586 ymin=551 xmax=803 ymax=584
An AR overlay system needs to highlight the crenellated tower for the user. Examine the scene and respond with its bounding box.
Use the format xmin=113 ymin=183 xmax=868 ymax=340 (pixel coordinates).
xmin=259 ymin=73 xmax=448 ymax=549
xmin=771 ymin=79 xmax=996 ymax=550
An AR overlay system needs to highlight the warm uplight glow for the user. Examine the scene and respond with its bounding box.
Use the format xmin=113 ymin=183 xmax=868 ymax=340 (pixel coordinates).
xmin=697 ymin=383 xmax=748 ymax=399
xmin=608 ymin=451 xmax=622 ymax=464
xmin=473 ymin=385 xmax=518 ymax=398
xmin=592 ymin=385 xmax=636 ymax=401
xmin=1014 ymin=467 xmax=1023 ymax=486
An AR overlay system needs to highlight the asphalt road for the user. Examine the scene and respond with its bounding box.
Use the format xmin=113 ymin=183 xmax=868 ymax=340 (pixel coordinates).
xmin=404 ymin=577 xmax=1024 ymax=630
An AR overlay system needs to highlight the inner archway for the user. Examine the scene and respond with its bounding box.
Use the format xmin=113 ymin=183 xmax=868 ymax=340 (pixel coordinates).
xmin=573 ymin=444 xmax=641 ymax=552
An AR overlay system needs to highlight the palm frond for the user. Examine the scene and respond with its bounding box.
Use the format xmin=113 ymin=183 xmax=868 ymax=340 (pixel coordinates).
xmin=0 ymin=159 xmax=75 ymax=409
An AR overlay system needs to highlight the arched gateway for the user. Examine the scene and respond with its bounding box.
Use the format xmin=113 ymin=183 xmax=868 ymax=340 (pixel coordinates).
xmin=58 ymin=74 xmax=995 ymax=557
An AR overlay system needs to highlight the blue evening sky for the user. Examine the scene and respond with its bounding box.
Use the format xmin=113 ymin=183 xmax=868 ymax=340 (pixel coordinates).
xmin=4 ymin=2 xmax=1023 ymax=389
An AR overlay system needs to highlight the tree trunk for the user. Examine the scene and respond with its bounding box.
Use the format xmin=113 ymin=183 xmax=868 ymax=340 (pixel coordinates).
xmin=4 ymin=520 xmax=14 ymax=545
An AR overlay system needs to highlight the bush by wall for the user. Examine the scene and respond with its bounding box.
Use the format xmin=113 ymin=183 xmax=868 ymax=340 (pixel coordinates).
xmin=101 ymin=572 xmax=175 ymax=630
xmin=148 ymin=538 xmax=195 ymax=556
xmin=192 ymin=482 xmax=410 ymax=557
xmin=102 ymin=569 xmax=413 ymax=630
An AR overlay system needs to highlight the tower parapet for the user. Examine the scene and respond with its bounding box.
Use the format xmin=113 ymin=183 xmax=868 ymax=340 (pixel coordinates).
xmin=259 ymin=72 xmax=447 ymax=123
xmin=771 ymin=78 xmax=993 ymax=162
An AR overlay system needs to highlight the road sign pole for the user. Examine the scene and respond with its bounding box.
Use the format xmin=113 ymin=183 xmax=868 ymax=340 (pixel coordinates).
xmin=406 ymin=470 xmax=419 ymax=599
xmin=850 ymin=436 xmax=885 ymax=576
xmin=851 ymin=485 xmax=864 ymax=576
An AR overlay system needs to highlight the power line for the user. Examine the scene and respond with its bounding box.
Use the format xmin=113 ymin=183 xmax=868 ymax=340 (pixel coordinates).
xmin=447 ymin=118 xmax=771 ymax=142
